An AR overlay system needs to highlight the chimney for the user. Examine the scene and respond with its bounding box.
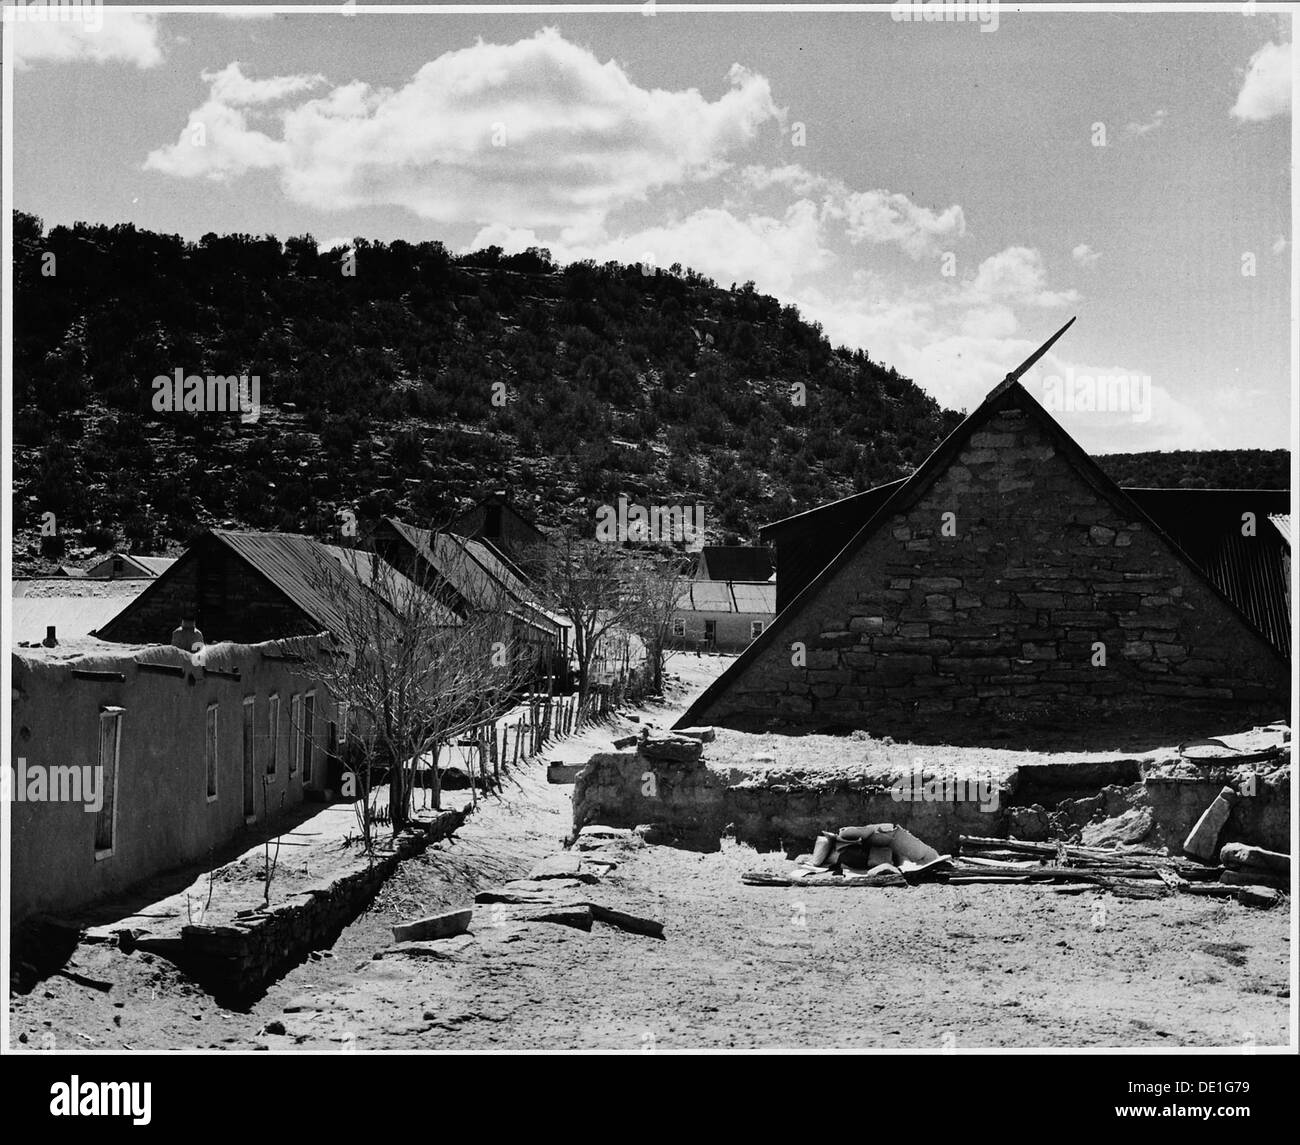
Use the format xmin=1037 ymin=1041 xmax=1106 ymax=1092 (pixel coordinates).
xmin=42 ymin=626 xmax=58 ymax=647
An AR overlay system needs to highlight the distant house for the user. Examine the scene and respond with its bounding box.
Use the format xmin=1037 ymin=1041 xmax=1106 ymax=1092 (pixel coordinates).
xmin=369 ymin=516 xmax=565 ymax=682
xmin=694 ymin=545 xmax=774 ymax=583
xmin=670 ymin=580 xmax=777 ymax=653
xmin=97 ymin=529 xmax=452 ymax=647
xmin=449 ymin=491 xmax=546 ymax=572
xmin=10 ymin=635 xmax=337 ymax=923
xmin=81 ymin=552 xmax=177 ymax=580
xmin=677 ymin=374 xmax=1289 ymax=742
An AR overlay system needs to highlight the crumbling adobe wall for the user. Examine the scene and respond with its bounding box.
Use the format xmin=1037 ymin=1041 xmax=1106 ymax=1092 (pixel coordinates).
xmin=572 ymin=751 xmax=1011 ymax=855
xmin=691 ymin=406 xmax=1288 ymax=744
xmin=1145 ymin=766 xmax=1290 ymax=855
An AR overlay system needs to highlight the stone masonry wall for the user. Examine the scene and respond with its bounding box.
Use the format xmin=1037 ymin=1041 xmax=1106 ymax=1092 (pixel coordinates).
xmin=700 ymin=406 xmax=1289 ymax=743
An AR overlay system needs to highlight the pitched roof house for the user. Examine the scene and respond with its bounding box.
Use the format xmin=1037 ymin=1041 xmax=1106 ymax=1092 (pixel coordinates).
xmin=676 ymin=372 xmax=1289 ymax=746
xmin=448 ymin=491 xmax=547 ymax=571
xmin=97 ymin=530 xmax=452 ymax=647
xmin=672 ymin=581 xmax=777 ymax=652
xmin=367 ymin=517 xmax=565 ymax=662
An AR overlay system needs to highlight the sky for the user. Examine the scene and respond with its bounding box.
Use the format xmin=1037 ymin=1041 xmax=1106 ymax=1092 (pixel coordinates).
xmin=6 ymin=2 xmax=1295 ymax=454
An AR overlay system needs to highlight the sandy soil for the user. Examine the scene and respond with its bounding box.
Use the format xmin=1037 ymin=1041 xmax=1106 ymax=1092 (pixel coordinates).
xmin=8 ymin=654 xmax=1291 ymax=1051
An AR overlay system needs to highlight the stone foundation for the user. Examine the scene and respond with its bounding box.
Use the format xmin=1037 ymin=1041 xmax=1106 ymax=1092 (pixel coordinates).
xmin=133 ymin=808 xmax=467 ymax=1003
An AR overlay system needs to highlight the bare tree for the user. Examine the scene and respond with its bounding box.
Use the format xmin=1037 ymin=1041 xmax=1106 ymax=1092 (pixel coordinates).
xmin=526 ymin=530 xmax=642 ymax=709
xmin=625 ymin=552 xmax=691 ymax=695
xmin=304 ymin=547 xmax=529 ymax=840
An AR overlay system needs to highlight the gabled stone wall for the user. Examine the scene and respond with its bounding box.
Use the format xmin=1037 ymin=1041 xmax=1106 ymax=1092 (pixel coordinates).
xmin=699 ymin=407 xmax=1289 ymax=744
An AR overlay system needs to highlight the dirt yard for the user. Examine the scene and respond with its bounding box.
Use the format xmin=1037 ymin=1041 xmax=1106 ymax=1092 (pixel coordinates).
xmin=8 ymin=655 xmax=1291 ymax=1051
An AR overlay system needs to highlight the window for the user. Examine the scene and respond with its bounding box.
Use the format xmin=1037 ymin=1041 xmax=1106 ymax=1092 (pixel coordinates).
xmin=266 ymin=694 xmax=280 ymax=776
xmin=289 ymin=694 xmax=302 ymax=776
xmin=205 ymin=703 xmax=219 ymax=800
xmin=750 ymin=620 xmax=765 ymax=639
xmin=302 ymin=692 xmax=316 ymax=783
xmin=94 ymin=708 xmax=123 ymax=858
xmin=671 ymin=618 xmax=686 ymax=638
xmin=242 ymin=697 xmax=256 ymax=820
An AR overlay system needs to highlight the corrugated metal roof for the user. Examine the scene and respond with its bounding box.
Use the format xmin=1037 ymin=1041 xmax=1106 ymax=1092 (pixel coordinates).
xmin=84 ymin=552 xmax=174 ymax=578
xmin=214 ymin=531 xmax=458 ymax=640
xmin=384 ymin=518 xmax=560 ymax=636
xmin=676 ymin=581 xmax=777 ymax=614
xmin=730 ymin=581 xmax=777 ymax=614
xmin=1126 ymin=489 xmax=1291 ymax=657
xmin=133 ymin=556 xmax=177 ymax=576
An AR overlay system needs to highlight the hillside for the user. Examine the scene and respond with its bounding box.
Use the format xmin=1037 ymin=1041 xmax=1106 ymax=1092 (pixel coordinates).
xmin=10 ymin=212 xmax=1288 ymax=574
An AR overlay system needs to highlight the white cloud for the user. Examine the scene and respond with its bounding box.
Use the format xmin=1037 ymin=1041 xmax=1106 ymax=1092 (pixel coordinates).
xmin=203 ymin=61 xmax=324 ymax=106
xmin=145 ymin=98 xmax=286 ymax=181
xmin=743 ymin=163 xmax=964 ymax=258
xmin=965 ymin=246 xmax=1079 ymax=308
xmin=837 ymin=190 xmax=966 ymax=258
xmin=12 ymin=11 xmax=162 ymax=69
xmin=1124 ymin=108 xmax=1167 ymax=137
xmin=474 ymin=198 xmax=834 ymax=298
xmin=1071 ymin=243 xmax=1100 ymax=268
xmin=145 ymin=29 xmax=781 ymax=231
xmin=1231 ymin=41 xmax=1292 ymax=122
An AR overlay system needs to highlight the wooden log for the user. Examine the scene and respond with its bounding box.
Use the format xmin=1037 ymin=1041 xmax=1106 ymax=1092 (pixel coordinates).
xmin=1180 ymin=883 xmax=1240 ymax=898
xmin=948 ymin=875 xmax=1033 ymax=884
xmin=959 ymin=835 xmax=1203 ymax=873
xmin=741 ymin=870 xmax=907 ymax=888
xmin=1219 ymin=868 xmax=1289 ymax=891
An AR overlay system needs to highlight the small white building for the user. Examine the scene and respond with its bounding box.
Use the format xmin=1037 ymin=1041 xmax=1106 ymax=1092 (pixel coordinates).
xmin=670 ymin=580 xmax=776 ymax=652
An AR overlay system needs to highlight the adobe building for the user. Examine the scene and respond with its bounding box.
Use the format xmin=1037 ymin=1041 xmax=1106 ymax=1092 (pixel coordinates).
xmin=677 ymin=371 xmax=1290 ymax=747
xmin=10 ymin=636 xmax=336 ymax=923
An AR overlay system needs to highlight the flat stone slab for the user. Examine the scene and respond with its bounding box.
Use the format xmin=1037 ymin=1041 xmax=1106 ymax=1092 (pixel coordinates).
xmin=391 ymin=908 xmax=473 ymax=943
xmin=676 ymin=727 xmax=716 ymax=743
xmin=1220 ymin=843 xmax=1289 ymax=875
xmin=374 ymin=933 xmax=477 ymax=960
xmin=501 ymin=877 xmax=588 ymax=894
xmin=547 ymin=763 xmax=585 ymax=784
xmin=490 ymin=904 xmax=592 ymax=931
xmin=572 ymin=825 xmax=644 ymax=852
xmin=639 ymin=733 xmax=704 ymax=763
xmin=526 ymin=854 xmax=601 ymax=883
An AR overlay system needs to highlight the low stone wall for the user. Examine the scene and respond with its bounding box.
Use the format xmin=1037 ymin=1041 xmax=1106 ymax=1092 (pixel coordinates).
xmin=1145 ymin=766 xmax=1290 ymax=855
xmin=573 ymin=750 xmax=1011 ymax=855
xmin=149 ymin=808 xmax=467 ymax=1002
xmin=573 ymin=740 xmax=1291 ymax=859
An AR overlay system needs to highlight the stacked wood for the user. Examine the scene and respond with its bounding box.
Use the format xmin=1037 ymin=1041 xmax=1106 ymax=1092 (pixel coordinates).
xmin=958 ymin=835 xmax=1211 ymax=876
